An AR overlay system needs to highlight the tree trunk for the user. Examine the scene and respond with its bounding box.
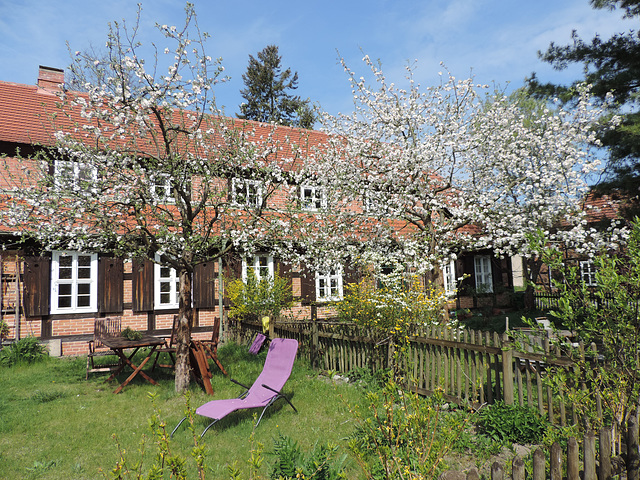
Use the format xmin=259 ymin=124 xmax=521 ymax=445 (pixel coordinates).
xmin=175 ymin=268 xmax=194 ymax=393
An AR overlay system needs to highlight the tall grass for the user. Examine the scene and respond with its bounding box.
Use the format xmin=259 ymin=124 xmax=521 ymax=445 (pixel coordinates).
xmin=0 ymin=343 xmax=364 ymax=479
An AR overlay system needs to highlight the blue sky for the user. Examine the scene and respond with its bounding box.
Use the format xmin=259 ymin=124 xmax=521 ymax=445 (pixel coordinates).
xmin=0 ymin=0 xmax=634 ymax=117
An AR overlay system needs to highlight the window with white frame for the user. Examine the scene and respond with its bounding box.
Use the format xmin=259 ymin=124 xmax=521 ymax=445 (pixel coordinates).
xmin=243 ymin=254 xmax=274 ymax=282
xmin=155 ymin=256 xmax=180 ymax=309
xmin=300 ymin=185 xmax=327 ymax=211
xmin=580 ymin=260 xmax=597 ymax=286
xmin=316 ymin=267 xmax=343 ymax=302
xmin=150 ymin=173 xmax=173 ymax=203
xmin=54 ymin=160 xmax=98 ymax=191
xmin=50 ymin=251 xmax=98 ymax=314
xmin=231 ymin=178 xmax=263 ymax=208
xmin=474 ymin=255 xmax=493 ymax=293
xmin=443 ymin=260 xmax=457 ymax=296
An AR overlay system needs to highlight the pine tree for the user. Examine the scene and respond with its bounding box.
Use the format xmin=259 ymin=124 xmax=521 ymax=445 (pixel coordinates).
xmin=527 ymin=0 xmax=640 ymax=218
xmin=238 ymin=45 xmax=315 ymax=129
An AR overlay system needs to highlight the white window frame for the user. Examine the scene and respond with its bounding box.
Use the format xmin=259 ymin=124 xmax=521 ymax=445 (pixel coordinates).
xmin=300 ymin=184 xmax=327 ymax=211
xmin=54 ymin=159 xmax=98 ymax=192
xmin=50 ymin=250 xmax=98 ymax=314
xmin=316 ymin=267 xmax=343 ymax=302
xmin=150 ymin=173 xmax=173 ymax=203
xmin=231 ymin=177 xmax=263 ymax=208
xmin=242 ymin=254 xmax=274 ymax=283
xmin=474 ymin=255 xmax=494 ymax=293
xmin=154 ymin=255 xmax=180 ymax=309
xmin=580 ymin=260 xmax=597 ymax=287
xmin=443 ymin=260 xmax=457 ymax=297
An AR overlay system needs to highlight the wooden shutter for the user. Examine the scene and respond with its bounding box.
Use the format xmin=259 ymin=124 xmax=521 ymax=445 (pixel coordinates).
xmin=23 ymin=256 xmax=50 ymax=317
xmin=299 ymin=263 xmax=316 ymax=303
xmin=194 ymin=261 xmax=217 ymax=309
xmin=343 ymin=261 xmax=360 ymax=286
xmin=98 ymin=256 xmax=123 ymax=313
xmin=222 ymin=255 xmax=242 ymax=306
xmin=132 ymin=258 xmax=153 ymax=312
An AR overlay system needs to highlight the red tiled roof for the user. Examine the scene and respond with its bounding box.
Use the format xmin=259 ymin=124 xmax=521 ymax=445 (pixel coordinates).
xmin=0 ymin=76 xmax=328 ymax=169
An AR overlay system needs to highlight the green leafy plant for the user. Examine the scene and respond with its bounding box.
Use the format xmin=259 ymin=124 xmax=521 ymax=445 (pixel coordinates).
xmin=269 ymin=434 xmax=347 ymax=480
xmin=475 ymin=401 xmax=549 ymax=445
xmin=536 ymin=219 xmax=640 ymax=433
xmin=347 ymin=378 xmax=468 ymax=480
xmin=336 ymin=276 xmax=447 ymax=340
xmin=227 ymin=269 xmax=294 ymax=322
xmin=0 ymin=319 xmax=10 ymax=339
xmin=0 ymin=336 xmax=47 ymax=366
xmin=105 ymin=392 xmax=207 ymax=479
xmin=120 ymin=327 xmax=143 ymax=341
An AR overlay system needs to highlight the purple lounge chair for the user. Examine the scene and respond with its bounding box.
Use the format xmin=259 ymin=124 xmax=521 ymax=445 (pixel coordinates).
xmin=172 ymin=338 xmax=299 ymax=438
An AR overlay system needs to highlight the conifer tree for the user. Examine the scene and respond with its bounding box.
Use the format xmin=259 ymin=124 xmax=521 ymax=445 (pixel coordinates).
xmin=238 ymin=45 xmax=315 ymax=129
xmin=527 ymin=0 xmax=640 ymax=218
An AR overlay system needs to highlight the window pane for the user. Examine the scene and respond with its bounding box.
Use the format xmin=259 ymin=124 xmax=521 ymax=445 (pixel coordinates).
xmin=77 ymin=295 xmax=91 ymax=307
xmin=78 ymin=256 xmax=92 ymax=279
xmin=58 ymin=295 xmax=72 ymax=309
xmin=58 ymin=255 xmax=73 ymax=279
xmin=59 ymin=284 xmax=72 ymax=296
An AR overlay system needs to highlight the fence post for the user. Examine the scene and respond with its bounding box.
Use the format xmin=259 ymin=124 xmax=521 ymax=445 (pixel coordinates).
xmin=599 ymin=427 xmax=612 ymax=480
xmin=585 ymin=430 xmax=597 ymax=480
xmin=491 ymin=462 xmax=503 ymax=480
xmin=501 ymin=333 xmax=514 ymax=405
xmin=512 ymin=456 xmax=525 ymax=480
xmin=550 ymin=442 xmax=563 ymax=480
xmin=311 ymin=317 xmax=319 ymax=370
xmin=629 ymin=410 xmax=639 ymax=480
xmin=532 ymin=448 xmax=545 ymax=480
xmin=568 ymin=437 xmax=580 ymax=480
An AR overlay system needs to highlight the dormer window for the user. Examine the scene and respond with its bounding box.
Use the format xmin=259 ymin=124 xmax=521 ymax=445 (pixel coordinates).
xmin=231 ymin=178 xmax=263 ymax=208
xmin=150 ymin=173 xmax=173 ymax=203
xmin=300 ymin=185 xmax=327 ymax=211
xmin=54 ymin=160 xmax=97 ymax=192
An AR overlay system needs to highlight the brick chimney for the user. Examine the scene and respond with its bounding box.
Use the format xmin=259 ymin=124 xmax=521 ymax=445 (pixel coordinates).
xmin=37 ymin=66 xmax=64 ymax=92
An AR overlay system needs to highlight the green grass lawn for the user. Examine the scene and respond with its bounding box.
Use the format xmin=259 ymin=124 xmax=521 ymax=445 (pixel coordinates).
xmin=0 ymin=343 xmax=364 ymax=479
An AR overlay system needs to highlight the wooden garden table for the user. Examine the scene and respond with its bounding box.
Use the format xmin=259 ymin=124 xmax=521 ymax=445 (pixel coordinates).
xmin=100 ymin=334 xmax=166 ymax=394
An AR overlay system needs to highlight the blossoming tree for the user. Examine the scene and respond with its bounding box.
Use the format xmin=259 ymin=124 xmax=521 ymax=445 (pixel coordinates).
xmin=302 ymin=56 xmax=617 ymax=298
xmin=1 ymin=5 xmax=299 ymax=392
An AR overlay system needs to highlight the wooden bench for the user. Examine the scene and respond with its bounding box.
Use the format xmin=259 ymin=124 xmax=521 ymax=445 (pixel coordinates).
xmin=86 ymin=317 xmax=122 ymax=379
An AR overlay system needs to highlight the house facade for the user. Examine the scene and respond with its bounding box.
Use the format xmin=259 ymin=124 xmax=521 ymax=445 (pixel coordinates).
xmin=0 ymin=66 xmax=514 ymax=356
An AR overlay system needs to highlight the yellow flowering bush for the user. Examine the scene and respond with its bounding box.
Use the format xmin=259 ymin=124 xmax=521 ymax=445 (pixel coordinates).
xmin=335 ymin=276 xmax=447 ymax=338
xmin=227 ymin=270 xmax=294 ymax=322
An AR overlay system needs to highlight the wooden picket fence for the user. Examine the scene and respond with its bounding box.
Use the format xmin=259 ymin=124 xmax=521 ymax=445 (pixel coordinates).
xmin=452 ymin=420 xmax=640 ymax=480
xmin=230 ymin=320 xmax=595 ymax=426
xmin=227 ymin=317 xmax=640 ymax=478
xmin=228 ymin=317 xmax=603 ymax=424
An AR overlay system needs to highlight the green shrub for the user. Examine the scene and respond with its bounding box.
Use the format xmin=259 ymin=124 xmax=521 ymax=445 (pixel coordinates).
xmin=269 ymin=434 xmax=347 ymax=480
xmin=348 ymin=381 xmax=468 ymax=480
xmin=336 ymin=276 xmax=447 ymax=339
xmin=475 ymin=401 xmax=549 ymax=444
xmin=227 ymin=269 xmax=294 ymax=321
xmin=0 ymin=336 xmax=48 ymax=366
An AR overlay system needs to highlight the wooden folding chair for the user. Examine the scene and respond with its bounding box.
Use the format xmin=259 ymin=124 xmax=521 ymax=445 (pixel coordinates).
xmin=86 ymin=317 xmax=122 ymax=380
xmin=198 ymin=317 xmax=227 ymax=375
xmin=151 ymin=315 xmax=179 ymax=371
